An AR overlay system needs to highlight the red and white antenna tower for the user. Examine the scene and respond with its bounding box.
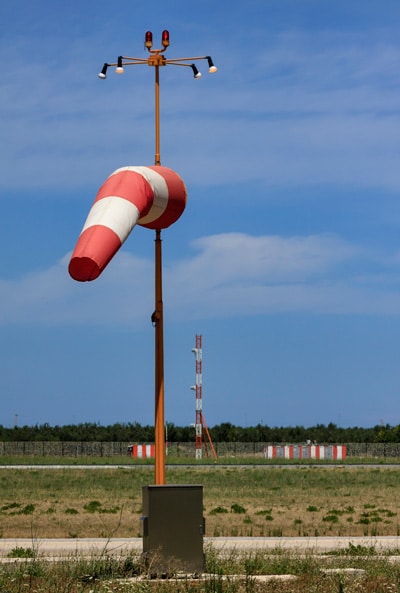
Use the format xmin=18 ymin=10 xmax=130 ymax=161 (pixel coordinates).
xmin=191 ymin=335 xmax=217 ymax=460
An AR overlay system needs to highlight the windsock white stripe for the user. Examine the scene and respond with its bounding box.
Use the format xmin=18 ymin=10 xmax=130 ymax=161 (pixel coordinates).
xmin=81 ymin=197 xmax=140 ymax=243
xmin=113 ymin=166 xmax=169 ymax=225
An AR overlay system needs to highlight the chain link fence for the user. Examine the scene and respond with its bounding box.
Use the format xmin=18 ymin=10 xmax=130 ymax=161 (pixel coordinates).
xmin=0 ymin=441 xmax=400 ymax=458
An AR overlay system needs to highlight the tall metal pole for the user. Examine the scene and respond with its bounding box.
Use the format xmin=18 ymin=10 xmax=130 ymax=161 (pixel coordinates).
xmin=154 ymin=65 xmax=161 ymax=166
xmin=96 ymin=33 xmax=217 ymax=486
xmin=154 ymin=229 xmax=165 ymax=484
xmin=154 ymin=63 xmax=165 ymax=485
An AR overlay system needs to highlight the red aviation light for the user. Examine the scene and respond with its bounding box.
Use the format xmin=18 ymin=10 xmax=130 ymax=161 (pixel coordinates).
xmin=161 ymin=30 xmax=170 ymax=47
xmin=145 ymin=31 xmax=153 ymax=49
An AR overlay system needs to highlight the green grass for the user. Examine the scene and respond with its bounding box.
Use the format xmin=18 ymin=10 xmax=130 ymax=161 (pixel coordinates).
xmin=0 ymin=459 xmax=400 ymax=593
xmin=1 ymin=545 xmax=400 ymax=592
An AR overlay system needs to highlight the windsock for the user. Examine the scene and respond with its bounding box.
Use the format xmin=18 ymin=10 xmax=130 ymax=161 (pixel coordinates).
xmin=69 ymin=166 xmax=187 ymax=282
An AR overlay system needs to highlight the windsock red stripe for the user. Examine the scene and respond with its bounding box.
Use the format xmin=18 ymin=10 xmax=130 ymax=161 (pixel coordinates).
xmin=140 ymin=166 xmax=187 ymax=230
xmin=68 ymin=225 xmax=122 ymax=281
xmin=95 ymin=170 xmax=153 ymax=218
xmin=118 ymin=166 xmax=170 ymax=226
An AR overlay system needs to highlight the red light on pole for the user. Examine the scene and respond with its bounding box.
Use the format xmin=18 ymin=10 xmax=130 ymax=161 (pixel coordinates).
xmin=161 ymin=30 xmax=170 ymax=48
xmin=145 ymin=31 xmax=153 ymax=49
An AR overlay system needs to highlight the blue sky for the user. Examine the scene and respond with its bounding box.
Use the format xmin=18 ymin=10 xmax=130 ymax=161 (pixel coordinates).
xmin=1 ymin=0 xmax=400 ymax=430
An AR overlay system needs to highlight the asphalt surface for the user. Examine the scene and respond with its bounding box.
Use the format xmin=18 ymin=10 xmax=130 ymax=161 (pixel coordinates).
xmin=1 ymin=464 xmax=400 ymax=470
xmin=1 ymin=536 xmax=400 ymax=558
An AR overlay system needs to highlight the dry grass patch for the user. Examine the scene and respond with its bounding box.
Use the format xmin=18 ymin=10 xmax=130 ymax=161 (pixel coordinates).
xmin=0 ymin=466 xmax=399 ymax=538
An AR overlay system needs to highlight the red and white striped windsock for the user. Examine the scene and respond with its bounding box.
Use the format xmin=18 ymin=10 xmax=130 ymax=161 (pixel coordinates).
xmin=68 ymin=166 xmax=187 ymax=282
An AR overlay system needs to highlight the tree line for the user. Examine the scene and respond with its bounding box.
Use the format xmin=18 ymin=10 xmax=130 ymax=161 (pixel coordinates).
xmin=0 ymin=422 xmax=398 ymax=443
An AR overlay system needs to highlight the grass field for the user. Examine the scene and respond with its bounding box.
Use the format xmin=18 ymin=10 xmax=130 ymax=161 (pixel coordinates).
xmin=0 ymin=462 xmax=400 ymax=539
xmin=2 ymin=462 xmax=400 ymax=591
xmin=2 ymin=545 xmax=400 ymax=592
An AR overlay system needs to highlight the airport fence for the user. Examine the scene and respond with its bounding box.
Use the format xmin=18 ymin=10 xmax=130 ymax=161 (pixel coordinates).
xmin=0 ymin=441 xmax=400 ymax=458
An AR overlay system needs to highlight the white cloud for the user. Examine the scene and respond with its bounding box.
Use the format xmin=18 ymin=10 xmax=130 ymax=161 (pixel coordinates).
xmin=171 ymin=233 xmax=359 ymax=286
xmin=0 ymin=252 xmax=153 ymax=326
xmin=0 ymin=232 xmax=399 ymax=326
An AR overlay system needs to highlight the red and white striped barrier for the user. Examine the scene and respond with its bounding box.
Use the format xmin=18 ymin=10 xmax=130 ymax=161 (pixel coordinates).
xmin=128 ymin=444 xmax=155 ymax=459
xmin=69 ymin=166 xmax=187 ymax=282
xmin=264 ymin=444 xmax=346 ymax=460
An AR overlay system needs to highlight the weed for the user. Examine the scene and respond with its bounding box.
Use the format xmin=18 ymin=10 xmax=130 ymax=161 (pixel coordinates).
xmin=377 ymin=508 xmax=397 ymax=517
xmin=323 ymin=514 xmax=340 ymax=523
xmin=1 ymin=502 xmax=21 ymax=512
xmin=19 ymin=504 xmax=35 ymax=515
xmin=7 ymin=546 xmax=35 ymax=558
xmin=210 ymin=506 xmax=229 ymax=515
xmin=83 ymin=500 xmax=102 ymax=513
xmin=344 ymin=543 xmax=376 ymax=556
xmin=328 ymin=509 xmax=345 ymax=516
xmin=231 ymin=503 xmax=246 ymax=514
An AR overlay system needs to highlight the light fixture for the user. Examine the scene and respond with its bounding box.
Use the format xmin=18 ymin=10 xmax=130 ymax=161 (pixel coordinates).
xmin=145 ymin=30 xmax=153 ymax=49
xmin=191 ymin=64 xmax=202 ymax=79
xmin=206 ymin=56 xmax=218 ymax=73
xmin=116 ymin=56 xmax=124 ymax=74
xmin=161 ymin=29 xmax=170 ymax=48
xmin=98 ymin=63 xmax=108 ymax=79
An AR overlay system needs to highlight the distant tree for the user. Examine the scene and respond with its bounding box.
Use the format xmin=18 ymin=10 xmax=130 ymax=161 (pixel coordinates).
xmin=375 ymin=424 xmax=400 ymax=443
xmin=0 ymin=421 xmax=391 ymax=443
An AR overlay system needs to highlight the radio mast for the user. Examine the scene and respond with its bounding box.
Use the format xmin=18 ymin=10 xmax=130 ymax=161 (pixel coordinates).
xmin=191 ymin=335 xmax=217 ymax=460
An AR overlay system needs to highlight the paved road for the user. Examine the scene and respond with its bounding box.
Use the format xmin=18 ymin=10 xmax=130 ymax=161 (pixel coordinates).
xmin=1 ymin=464 xmax=400 ymax=470
xmin=1 ymin=536 xmax=399 ymax=558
